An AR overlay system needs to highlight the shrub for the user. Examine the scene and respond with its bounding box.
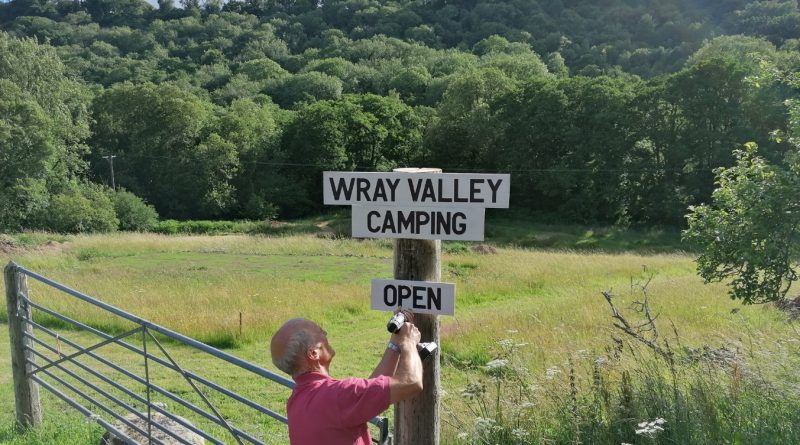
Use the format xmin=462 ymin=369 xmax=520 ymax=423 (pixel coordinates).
xmin=151 ymin=219 xmax=273 ymax=235
xmin=111 ymin=189 xmax=159 ymax=231
xmin=33 ymin=183 xmax=118 ymax=233
xmin=152 ymin=219 xmax=180 ymax=234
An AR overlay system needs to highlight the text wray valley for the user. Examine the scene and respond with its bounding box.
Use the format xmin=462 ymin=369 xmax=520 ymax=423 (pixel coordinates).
xmin=324 ymin=171 xmax=510 ymax=240
xmin=324 ymin=173 xmax=508 ymax=207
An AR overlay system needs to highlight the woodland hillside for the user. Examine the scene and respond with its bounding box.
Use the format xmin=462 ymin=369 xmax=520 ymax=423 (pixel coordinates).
xmin=1 ymin=0 xmax=799 ymax=230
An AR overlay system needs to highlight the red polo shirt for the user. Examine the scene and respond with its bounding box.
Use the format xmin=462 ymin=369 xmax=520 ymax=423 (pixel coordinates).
xmin=287 ymin=372 xmax=391 ymax=445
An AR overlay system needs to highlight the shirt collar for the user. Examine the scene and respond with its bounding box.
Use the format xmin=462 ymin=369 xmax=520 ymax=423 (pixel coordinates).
xmin=294 ymin=371 xmax=330 ymax=385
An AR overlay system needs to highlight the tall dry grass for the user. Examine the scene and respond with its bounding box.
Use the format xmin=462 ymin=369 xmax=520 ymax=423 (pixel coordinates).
xmin=2 ymin=233 xmax=788 ymax=363
xmin=2 ymin=232 xmax=798 ymax=444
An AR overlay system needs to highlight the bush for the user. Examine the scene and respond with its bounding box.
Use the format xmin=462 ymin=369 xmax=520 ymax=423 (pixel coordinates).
xmin=33 ymin=183 xmax=118 ymax=233
xmin=111 ymin=189 xmax=159 ymax=231
xmin=153 ymin=219 xmax=180 ymax=234
xmin=151 ymin=219 xmax=273 ymax=235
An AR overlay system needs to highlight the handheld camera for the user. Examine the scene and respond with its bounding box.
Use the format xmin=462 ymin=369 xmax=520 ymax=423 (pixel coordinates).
xmin=387 ymin=311 xmax=438 ymax=360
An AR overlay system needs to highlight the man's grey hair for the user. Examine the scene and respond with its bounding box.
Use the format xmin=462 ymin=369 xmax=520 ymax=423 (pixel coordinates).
xmin=273 ymin=328 xmax=313 ymax=374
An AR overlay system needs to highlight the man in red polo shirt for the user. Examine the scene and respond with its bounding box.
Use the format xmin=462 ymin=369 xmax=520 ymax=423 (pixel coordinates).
xmin=270 ymin=314 xmax=423 ymax=445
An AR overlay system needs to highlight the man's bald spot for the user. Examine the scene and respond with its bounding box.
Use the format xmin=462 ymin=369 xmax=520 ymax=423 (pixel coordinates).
xmin=271 ymin=318 xmax=316 ymax=362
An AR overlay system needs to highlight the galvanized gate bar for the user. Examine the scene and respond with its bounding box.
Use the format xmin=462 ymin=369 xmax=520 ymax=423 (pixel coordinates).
xmin=26 ymin=347 xmax=194 ymax=445
xmin=25 ymin=319 xmax=260 ymax=443
xmin=31 ymin=376 xmax=139 ymax=445
xmin=27 ymin=326 xmax=143 ymax=377
xmin=8 ymin=264 xmax=389 ymax=444
xmin=18 ymin=267 xmax=295 ymax=386
xmin=145 ymin=328 xmax=247 ymax=445
xmin=32 ymin=366 xmax=168 ymax=445
xmin=25 ymin=334 xmax=221 ymax=445
xmin=29 ymin=322 xmax=262 ymax=445
xmin=26 ymin=298 xmax=291 ymax=423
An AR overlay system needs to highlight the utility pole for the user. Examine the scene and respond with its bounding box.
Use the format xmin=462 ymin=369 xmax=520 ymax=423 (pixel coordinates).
xmin=102 ymin=155 xmax=117 ymax=191
xmin=392 ymin=167 xmax=441 ymax=445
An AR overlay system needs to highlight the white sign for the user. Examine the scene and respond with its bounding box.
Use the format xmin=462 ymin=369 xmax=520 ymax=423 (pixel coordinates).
xmin=352 ymin=206 xmax=485 ymax=241
xmin=371 ymin=279 xmax=455 ymax=315
xmin=324 ymin=172 xmax=510 ymax=208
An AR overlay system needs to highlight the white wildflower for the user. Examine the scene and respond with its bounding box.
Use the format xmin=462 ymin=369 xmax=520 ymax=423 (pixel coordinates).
xmin=486 ymin=359 xmax=509 ymax=370
xmin=474 ymin=417 xmax=497 ymax=434
xmin=635 ymin=418 xmax=667 ymax=438
xmin=545 ymin=366 xmax=561 ymax=379
xmin=512 ymin=428 xmax=529 ymax=439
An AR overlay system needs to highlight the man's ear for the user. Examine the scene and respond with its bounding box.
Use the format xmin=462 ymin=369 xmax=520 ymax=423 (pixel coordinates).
xmin=306 ymin=345 xmax=320 ymax=361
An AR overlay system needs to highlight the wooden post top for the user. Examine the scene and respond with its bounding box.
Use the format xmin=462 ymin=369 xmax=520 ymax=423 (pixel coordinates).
xmin=392 ymin=167 xmax=442 ymax=173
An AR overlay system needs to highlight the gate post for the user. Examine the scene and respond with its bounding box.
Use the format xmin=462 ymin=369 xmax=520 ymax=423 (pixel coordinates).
xmin=5 ymin=262 xmax=42 ymax=429
xmin=392 ymin=168 xmax=441 ymax=445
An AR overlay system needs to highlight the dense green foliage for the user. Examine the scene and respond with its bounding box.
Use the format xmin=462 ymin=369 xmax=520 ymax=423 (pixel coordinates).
xmin=684 ymin=70 xmax=800 ymax=303
xmin=1 ymin=0 xmax=799 ymax=231
xmin=111 ymin=189 xmax=159 ymax=230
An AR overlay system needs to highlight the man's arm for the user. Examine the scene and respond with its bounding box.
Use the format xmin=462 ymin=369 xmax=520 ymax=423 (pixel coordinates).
xmin=369 ymin=310 xmax=415 ymax=379
xmin=386 ymin=323 xmax=423 ymax=403
xmin=369 ymin=348 xmax=400 ymax=379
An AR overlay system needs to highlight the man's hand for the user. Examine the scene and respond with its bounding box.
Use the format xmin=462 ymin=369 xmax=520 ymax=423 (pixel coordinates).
xmin=390 ymin=320 xmax=421 ymax=350
xmin=387 ymin=314 xmax=424 ymax=403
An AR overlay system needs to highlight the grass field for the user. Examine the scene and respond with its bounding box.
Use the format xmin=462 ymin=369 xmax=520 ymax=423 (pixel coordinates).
xmin=1 ymin=220 xmax=798 ymax=444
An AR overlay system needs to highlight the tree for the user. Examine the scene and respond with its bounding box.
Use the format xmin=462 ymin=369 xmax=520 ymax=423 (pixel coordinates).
xmin=90 ymin=83 xmax=238 ymax=219
xmin=0 ymin=80 xmax=54 ymax=229
xmin=684 ymin=70 xmax=800 ymax=304
xmin=83 ymin=0 xmax=153 ymax=27
xmin=268 ymin=71 xmax=343 ymax=108
xmin=684 ymin=143 xmax=800 ymax=304
xmin=546 ymin=51 xmax=569 ymax=77
xmin=491 ymin=75 xmax=570 ymax=212
xmin=667 ymin=57 xmax=761 ymax=204
xmin=111 ymin=189 xmax=159 ymax=231
xmin=31 ymin=182 xmax=119 ymax=233
xmin=0 ymin=33 xmax=91 ymax=230
xmin=425 ymin=68 xmax=517 ymax=170
xmin=218 ymin=98 xmax=286 ymax=220
xmin=281 ymin=93 xmax=423 ymax=216
xmin=555 ymin=75 xmax=640 ymax=222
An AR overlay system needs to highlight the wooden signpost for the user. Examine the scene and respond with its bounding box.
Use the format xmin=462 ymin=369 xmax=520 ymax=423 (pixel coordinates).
xmin=323 ymin=168 xmax=510 ymax=445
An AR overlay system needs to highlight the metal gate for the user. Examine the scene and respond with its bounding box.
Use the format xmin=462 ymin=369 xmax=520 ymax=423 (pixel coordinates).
xmin=4 ymin=261 xmax=389 ymax=444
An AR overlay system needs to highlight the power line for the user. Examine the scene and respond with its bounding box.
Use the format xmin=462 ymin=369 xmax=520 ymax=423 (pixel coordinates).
xmin=100 ymin=152 xmax=687 ymax=174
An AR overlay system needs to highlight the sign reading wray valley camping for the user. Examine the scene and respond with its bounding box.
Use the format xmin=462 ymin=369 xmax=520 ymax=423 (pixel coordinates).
xmin=323 ymin=172 xmax=510 ymax=208
xmin=351 ymin=206 xmax=485 ymax=240
xmin=323 ymin=171 xmax=510 ymax=241
xmin=323 ymin=169 xmax=510 ymax=315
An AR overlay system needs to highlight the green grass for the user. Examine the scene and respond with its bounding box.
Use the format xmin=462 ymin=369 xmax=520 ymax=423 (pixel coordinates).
xmin=0 ymin=219 xmax=797 ymax=444
xmin=485 ymin=213 xmax=686 ymax=252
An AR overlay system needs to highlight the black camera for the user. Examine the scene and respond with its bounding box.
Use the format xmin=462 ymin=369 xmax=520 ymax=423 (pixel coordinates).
xmin=386 ymin=311 xmax=407 ymax=333
xmin=386 ymin=311 xmax=438 ymax=360
xmin=416 ymin=342 xmax=438 ymax=361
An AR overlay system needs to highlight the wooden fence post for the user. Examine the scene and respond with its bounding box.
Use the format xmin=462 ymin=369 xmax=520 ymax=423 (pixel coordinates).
xmin=5 ymin=261 xmax=42 ymax=429
xmin=393 ymin=168 xmax=441 ymax=445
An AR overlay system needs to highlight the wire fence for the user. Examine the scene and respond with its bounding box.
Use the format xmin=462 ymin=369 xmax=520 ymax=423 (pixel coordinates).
xmin=4 ymin=262 xmax=390 ymax=444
